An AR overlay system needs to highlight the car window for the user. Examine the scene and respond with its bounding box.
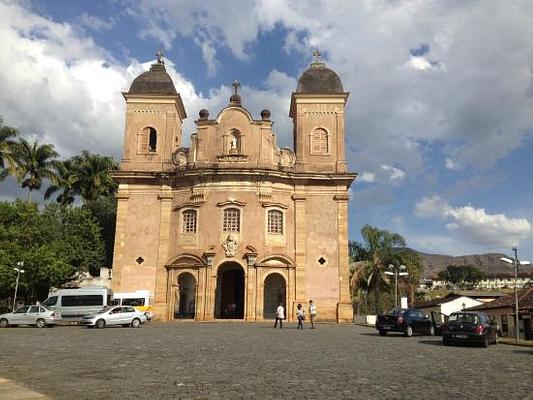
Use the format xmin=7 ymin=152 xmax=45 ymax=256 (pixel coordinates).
xmin=124 ymin=307 xmax=136 ymax=313
xmin=449 ymin=313 xmax=478 ymax=323
xmin=29 ymin=306 xmax=40 ymax=313
xmin=42 ymin=296 xmax=58 ymax=306
xmin=39 ymin=307 xmax=47 ymax=313
xmin=111 ymin=308 xmax=122 ymax=314
xmin=14 ymin=306 xmax=30 ymax=314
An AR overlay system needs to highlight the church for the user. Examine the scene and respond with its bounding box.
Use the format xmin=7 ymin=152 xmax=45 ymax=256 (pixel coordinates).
xmin=111 ymin=52 xmax=357 ymax=322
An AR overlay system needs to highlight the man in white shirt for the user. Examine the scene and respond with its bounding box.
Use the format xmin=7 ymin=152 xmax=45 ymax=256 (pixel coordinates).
xmin=309 ymin=300 xmax=317 ymax=329
xmin=274 ymin=303 xmax=284 ymax=329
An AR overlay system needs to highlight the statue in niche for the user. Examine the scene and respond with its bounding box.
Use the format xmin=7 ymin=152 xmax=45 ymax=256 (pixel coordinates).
xmin=229 ymin=135 xmax=238 ymax=152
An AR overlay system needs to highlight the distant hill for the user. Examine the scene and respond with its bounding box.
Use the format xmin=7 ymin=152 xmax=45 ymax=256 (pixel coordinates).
xmin=413 ymin=251 xmax=532 ymax=278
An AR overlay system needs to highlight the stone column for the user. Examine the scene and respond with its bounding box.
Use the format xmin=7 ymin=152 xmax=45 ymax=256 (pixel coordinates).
xmin=335 ymin=110 xmax=347 ymax=173
xmin=111 ymin=186 xmax=129 ymax=291
xmin=153 ymin=186 xmax=174 ymax=320
xmin=292 ymin=192 xmax=307 ymax=320
xmin=334 ymin=193 xmax=352 ymax=322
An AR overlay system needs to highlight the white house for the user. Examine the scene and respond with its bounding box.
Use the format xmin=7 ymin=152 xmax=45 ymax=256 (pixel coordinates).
xmin=414 ymin=294 xmax=483 ymax=322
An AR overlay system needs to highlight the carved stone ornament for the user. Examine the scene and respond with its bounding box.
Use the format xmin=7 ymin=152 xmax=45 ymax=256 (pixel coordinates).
xmin=222 ymin=234 xmax=238 ymax=258
xmin=172 ymin=148 xmax=189 ymax=168
xmin=279 ymin=147 xmax=296 ymax=167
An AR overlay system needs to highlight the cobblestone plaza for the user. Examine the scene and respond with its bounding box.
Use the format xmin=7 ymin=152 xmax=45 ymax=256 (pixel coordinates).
xmin=0 ymin=323 xmax=531 ymax=399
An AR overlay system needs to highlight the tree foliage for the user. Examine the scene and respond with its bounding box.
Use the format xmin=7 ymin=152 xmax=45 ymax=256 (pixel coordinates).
xmin=0 ymin=201 xmax=104 ymax=305
xmin=0 ymin=118 xmax=19 ymax=181
xmin=349 ymin=225 xmax=423 ymax=314
xmin=437 ymin=265 xmax=487 ymax=289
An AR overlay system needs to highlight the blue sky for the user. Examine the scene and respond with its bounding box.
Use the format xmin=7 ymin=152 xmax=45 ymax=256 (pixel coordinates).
xmin=0 ymin=0 xmax=532 ymax=261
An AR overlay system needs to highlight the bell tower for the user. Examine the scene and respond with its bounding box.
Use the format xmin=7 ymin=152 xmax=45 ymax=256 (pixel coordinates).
xmin=121 ymin=52 xmax=187 ymax=172
xmin=289 ymin=50 xmax=348 ymax=173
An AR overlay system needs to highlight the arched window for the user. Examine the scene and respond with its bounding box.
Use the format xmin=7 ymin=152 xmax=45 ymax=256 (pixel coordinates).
xmin=267 ymin=210 xmax=283 ymax=234
xmin=182 ymin=210 xmax=197 ymax=233
xmin=148 ymin=128 xmax=157 ymax=152
xmin=311 ymin=128 xmax=328 ymax=154
xmin=223 ymin=208 xmax=240 ymax=232
xmin=139 ymin=127 xmax=157 ymax=153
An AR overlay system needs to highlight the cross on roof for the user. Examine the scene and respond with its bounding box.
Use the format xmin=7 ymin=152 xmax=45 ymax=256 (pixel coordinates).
xmin=156 ymin=49 xmax=164 ymax=64
xmin=312 ymin=48 xmax=321 ymax=63
xmin=232 ymin=80 xmax=240 ymax=96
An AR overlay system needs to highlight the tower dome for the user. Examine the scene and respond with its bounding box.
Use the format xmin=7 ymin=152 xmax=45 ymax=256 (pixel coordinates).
xmin=128 ymin=60 xmax=177 ymax=96
xmin=296 ymin=51 xmax=344 ymax=93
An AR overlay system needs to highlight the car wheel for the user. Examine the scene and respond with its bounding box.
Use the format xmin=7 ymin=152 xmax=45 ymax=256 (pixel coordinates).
xmin=378 ymin=330 xmax=387 ymax=336
xmin=131 ymin=318 xmax=141 ymax=328
xmin=482 ymin=336 xmax=489 ymax=348
xmin=404 ymin=325 xmax=413 ymax=337
xmin=95 ymin=319 xmax=106 ymax=329
xmin=0 ymin=318 xmax=8 ymax=328
xmin=36 ymin=319 xmax=46 ymax=329
xmin=428 ymin=325 xmax=435 ymax=336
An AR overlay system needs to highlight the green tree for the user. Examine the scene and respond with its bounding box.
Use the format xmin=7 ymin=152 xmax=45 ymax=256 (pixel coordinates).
xmin=83 ymin=196 xmax=117 ymax=270
xmin=0 ymin=117 xmax=18 ymax=180
xmin=438 ymin=265 xmax=487 ymax=289
xmin=71 ymin=150 xmax=118 ymax=203
xmin=8 ymin=138 xmax=59 ymax=202
xmin=0 ymin=201 xmax=104 ymax=305
xmin=44 ymin=159 xmax=79 ymax=206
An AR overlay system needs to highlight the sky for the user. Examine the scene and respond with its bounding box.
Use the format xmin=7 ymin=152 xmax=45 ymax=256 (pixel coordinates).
xmin=0 ymin=0 xmax=532 ymax=261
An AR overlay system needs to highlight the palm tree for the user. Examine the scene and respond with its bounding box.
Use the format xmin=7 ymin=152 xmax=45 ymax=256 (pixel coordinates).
xmin=8 ymin=138 xmax=59 ymax=201
xmin=0 ymin=118 xmax=18 ymax=180
xmin=349 ymin=225 xmax=406 ymax=314
xmin=71 ymin=151 xmax=118 ymax=203
xmin=44 ymin=159 xmax=78 ymax=206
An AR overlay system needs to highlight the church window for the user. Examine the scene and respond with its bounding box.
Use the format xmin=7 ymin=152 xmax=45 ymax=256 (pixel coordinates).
xmin=267 ymin=210 xmax=283 ymax=234
xmin=182 ymin=210 xmax=197 ymax=233
xmin=223 ymin=208 xmax=240 ymax=232
xmin=148 ymin=128 xmax=157 ymax=152
xmin=311 ymin=128 xmax=328 ymax=154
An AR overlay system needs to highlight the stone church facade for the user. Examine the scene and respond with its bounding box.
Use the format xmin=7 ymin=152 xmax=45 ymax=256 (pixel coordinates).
xmin=111 ymin=55 xmax=356 ymax=322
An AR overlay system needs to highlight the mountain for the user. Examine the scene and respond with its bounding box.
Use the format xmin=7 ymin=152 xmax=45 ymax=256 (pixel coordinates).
xmin=413 ymin=251 xmax=530 ymax=278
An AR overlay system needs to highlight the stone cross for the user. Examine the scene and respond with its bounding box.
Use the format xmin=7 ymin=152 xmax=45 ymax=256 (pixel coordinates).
xmin=312 ymin=48 xmax=321 ymax=63
xmin=232 ymin=80 xmax=240 ymax=97
xmin=156 ymin=49 xmax=164 ymax=64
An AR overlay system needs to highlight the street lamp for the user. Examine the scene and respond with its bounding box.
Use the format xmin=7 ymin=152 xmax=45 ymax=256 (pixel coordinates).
xmin=12 ymin=261 xmax=25 ymax=312
xmin=500 ymin=247 xmax=531 ymax=342
xmin=385 ymin=264 xmax=408 ymax=309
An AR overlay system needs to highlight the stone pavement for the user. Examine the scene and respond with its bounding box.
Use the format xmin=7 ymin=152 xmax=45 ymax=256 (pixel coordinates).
xmin=0 ymin=322 xmax=531 ymax=399
xmin=0 ymin=378 xmax=50 ymax=399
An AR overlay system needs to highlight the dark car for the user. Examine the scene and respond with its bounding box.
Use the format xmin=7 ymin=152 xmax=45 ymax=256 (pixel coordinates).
xmin=376 ymin=308 xmax=434 ymax=337
xmin=442 ymin=311 xmax=498 ymax=347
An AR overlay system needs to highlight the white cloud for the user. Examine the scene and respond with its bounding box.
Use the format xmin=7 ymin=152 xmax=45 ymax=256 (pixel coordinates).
xmin=415 ymin=195 xmax=532 ymax=249
xmin=445 ymin=158 xmax=460 ymax=170
xmin=77 ymin=13 xmax=114 ymax=31
xmin=359 ymin=172 xmax=375 ymax=183
xmin=380 ymin=164 xmax=406 ymax=182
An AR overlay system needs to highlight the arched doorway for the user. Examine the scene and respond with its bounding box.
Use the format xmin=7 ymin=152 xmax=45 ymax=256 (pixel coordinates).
xmin=175 ymin=273 xmax=196 ymax=319
xmin=215 ymin=262 xmax=245 ymax=319
xmin=263 ymin=273 xmax=286 ymax=319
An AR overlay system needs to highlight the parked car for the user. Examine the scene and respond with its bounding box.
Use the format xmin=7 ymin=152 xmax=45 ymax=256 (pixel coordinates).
xmin=0 ymin=305 xmax=62 ymax=328
xmin=81 ymin=306 xmax=147 ymax=328
xmin=442 ymin=311 xmax=498 ymax=347
xmin=376 ymin=308 xmax=434 ymax=337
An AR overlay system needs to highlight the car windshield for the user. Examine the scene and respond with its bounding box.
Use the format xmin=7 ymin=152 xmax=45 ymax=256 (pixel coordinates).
xmin=388 ymin=308 xmax=406 ymax=315
xmin=449 ymin=313 xmax=478 ymax=324
xmin=96 ymin=306 xmax=112 ymax=314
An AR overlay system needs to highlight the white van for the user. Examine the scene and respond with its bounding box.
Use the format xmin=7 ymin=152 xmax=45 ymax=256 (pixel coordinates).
xmin=42 ymin=287 xmax=113 ymax=320
xmin=112 ymin=290 xmax=154 ymax=320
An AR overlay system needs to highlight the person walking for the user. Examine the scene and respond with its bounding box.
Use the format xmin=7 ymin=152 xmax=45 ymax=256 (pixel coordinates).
xmin=296 ymin=303 xmax=305 ymax=330
xmin=274 ymin=303 xmax=284 ymax=329
xmin=308 ymin=299 xmax=317 ymax=329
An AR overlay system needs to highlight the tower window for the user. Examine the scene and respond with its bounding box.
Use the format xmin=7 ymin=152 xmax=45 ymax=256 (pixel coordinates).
xmin=267 ymin=210 xmax=283 ymax=234
xmin=148 ymin=128 xmax=157 ymax=152
xmin=182 ymin=210 xmax=197 ymax=233
xmin=223 ymin=208 xmax=240 ymax=232
xmin=311 ymin=128 xmax=328 ymax=154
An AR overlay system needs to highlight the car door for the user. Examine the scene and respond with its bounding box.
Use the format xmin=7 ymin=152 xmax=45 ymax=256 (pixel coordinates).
xmin=121 ymin=307 xmax=135 ymax=324
xmin=26 ymin=306 xmax=41 ymax=325
xmin=11 ymin=306 xmax=30 ymax=324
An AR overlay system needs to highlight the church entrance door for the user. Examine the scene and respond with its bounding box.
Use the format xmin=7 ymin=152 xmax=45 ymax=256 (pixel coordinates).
xmin=215 ymin=263 xmax=244 ymax=319
xmin=175 ymin=273 xmax=196 ymax=319
xmin=263 ymin=273 xmax=286 ymax=319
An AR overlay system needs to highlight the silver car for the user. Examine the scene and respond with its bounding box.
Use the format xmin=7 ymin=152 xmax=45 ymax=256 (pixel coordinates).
xmin=0 ymin=305 xmax=62 ymax=328
xmin=81 ymin=306 xmax=147 ymax=328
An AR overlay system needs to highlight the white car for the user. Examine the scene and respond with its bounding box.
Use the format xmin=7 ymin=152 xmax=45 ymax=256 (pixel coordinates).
xmin=81 ymin=306 xmax=147 ymax=328
xmin=0 ymin=305 xmax=62 ymax=328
